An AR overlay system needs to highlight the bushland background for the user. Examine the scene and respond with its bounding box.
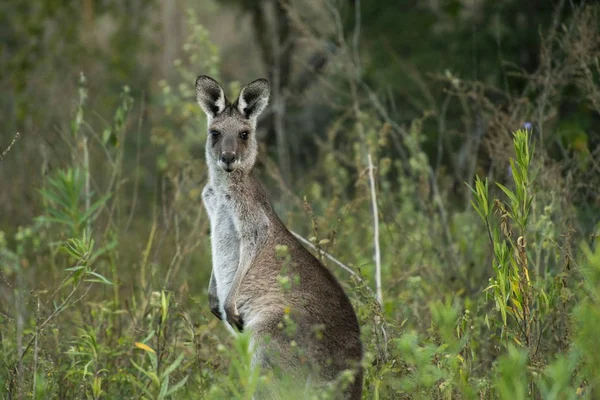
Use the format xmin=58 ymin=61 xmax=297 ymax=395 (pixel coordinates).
xmin=1 ymin=0 xmax=600 ymax=398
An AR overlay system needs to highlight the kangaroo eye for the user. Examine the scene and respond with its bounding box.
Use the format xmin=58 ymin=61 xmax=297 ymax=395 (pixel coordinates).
xmin=209 ymin=130 xmax=220 ymax=137
xmin=239 ymin=131 xmax=249 ymax=140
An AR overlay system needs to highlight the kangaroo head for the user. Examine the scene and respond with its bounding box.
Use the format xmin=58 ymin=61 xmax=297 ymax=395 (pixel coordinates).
xmin=195 ymin=75 xmax=270 ymax=175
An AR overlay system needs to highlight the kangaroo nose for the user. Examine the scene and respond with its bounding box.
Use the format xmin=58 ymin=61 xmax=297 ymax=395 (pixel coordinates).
xmin=220 ymin=152 xmax=236 ymax=164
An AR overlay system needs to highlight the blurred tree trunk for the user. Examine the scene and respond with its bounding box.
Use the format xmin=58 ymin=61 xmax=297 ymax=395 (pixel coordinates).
xmin=271 ymin=0 xmax=293 ymax=183
xmin=250 ymin=0 xmax=295 ymax=183
xmin=160 ymin=0 xmax=182 ymax=81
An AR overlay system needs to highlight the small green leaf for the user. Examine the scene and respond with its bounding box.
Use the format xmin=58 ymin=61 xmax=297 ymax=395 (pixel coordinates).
xmin=496 ymin=183 xmax=518 ymax=206
xmin=85 ymin=271 xmax=113 ymax=285
xmin=159 ymin=376 xmax=169 ymax=399
xmin=77 ymin=193 xmax=112 ymax=226
xmin=160 ymin=353 xmax=185 ymax=381
xmin=131 ymin=360 xmax=160 ymax=388
xmin=165 ymin=375 xmax=188 ymax=396
xmin=128 ymin=374 xmax=155 ymax=398
xmin=161 ymin=291 xmax=169 ymax=324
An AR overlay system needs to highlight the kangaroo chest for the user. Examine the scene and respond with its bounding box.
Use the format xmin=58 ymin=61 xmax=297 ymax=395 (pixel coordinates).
xmin=204 ymin=187 xmax=241 ymax=314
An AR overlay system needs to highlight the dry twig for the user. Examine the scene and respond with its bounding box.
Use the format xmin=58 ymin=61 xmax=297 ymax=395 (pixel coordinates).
xmin=0 ymin=132 xmax=21 ymax=162
xmin=367 ymin=153 xmax=382 ymax=305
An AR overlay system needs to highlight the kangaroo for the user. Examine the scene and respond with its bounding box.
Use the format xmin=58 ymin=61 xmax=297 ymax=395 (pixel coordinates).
xmin=196 ymin=75 xmax=363 ymax=399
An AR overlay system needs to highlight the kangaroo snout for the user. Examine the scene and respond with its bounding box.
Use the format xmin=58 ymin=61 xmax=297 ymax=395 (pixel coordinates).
xmin=220 ymin=151 xmax=237 ymax=172
xmin=220 ymin=151 xmax=236 ymax=164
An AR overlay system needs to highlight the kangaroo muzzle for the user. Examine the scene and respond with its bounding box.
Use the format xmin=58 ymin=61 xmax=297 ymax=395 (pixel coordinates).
xmin=219 ymin=151 xmax=237 ymax=172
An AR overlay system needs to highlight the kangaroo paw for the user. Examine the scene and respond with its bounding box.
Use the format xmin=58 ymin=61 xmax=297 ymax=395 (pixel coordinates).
xmin=225 ymin=302 xmax=244 ymax=331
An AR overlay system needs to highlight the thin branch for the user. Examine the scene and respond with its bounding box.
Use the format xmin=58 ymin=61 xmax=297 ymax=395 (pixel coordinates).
xmin=290 ymin=231 xmax=375 ymax=295
xmin=32 ymin=298 xmax=40 ymax=397
xmin=352 ymin=0 xmax=361 ymax=71
xmin=0 ymin=132 xmax=21 ymax=162
xmin=367 ymin=153 xmax=382 ymax=305
xmin=125 ymin=93 xmax=145 ymax=232
xmin=83 ymin=135 xmax=91 ymax=233
xmin=436 ymin=93 xmax=452 ymax=171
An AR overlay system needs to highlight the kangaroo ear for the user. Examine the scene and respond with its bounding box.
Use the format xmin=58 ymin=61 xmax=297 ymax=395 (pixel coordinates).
xmin=196 ymin=75 xmax=228 ymax=118
xmin=236 ymin=79 xmax=270 ymax=120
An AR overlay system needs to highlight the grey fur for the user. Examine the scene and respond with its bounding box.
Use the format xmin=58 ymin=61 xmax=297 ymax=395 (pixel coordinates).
xmin=196 ymin=75 xmax=363 ymax=399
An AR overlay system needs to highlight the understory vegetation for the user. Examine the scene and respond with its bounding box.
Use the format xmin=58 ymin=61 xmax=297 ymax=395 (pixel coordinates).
xmin=1 ymin=1 xmax=599 ymax=399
